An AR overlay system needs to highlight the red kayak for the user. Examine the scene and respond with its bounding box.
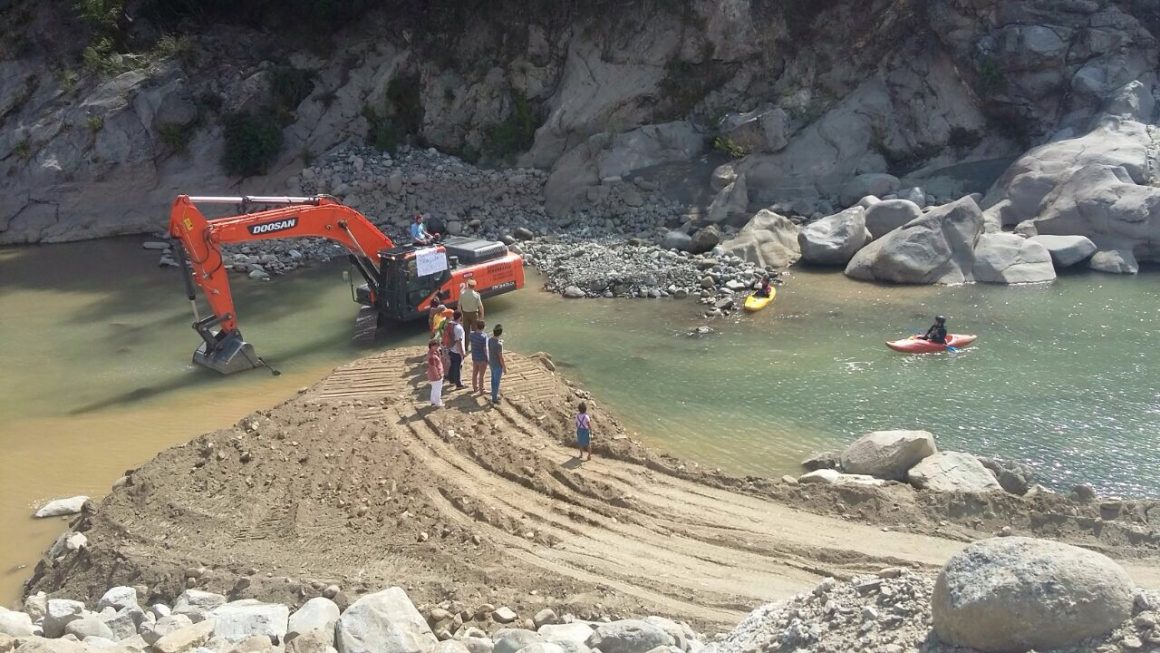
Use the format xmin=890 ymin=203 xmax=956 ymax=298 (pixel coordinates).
xmin=886 ymin=334 xmax=977 ymax=353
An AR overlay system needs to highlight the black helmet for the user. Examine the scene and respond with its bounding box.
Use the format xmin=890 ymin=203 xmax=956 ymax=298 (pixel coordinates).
xmin=936 ymin=315 xmax=946 ymax=323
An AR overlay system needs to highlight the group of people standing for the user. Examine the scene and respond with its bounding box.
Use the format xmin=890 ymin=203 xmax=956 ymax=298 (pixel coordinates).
xmin=425 ymin=279 xmax=506 ymax=408
xmin=421 ymin=275 xmax=595 ymax=462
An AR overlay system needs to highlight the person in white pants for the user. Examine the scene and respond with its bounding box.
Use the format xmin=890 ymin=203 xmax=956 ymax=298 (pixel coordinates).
xmin=426 ymin=338 xmax=445 ymax=407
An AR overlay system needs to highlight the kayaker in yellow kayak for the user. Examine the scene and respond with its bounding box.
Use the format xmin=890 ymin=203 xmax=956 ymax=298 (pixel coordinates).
xmin=754 ymin=276 xmax=773 ymax=298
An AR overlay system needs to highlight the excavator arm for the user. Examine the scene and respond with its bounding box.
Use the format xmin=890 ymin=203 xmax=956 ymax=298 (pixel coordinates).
xmin=168 ymin=194 xmax=395 ymax=374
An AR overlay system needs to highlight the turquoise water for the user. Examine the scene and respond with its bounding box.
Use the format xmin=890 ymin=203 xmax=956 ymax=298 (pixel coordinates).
xmin=2 ymin=239 xmax=1160 ymax=599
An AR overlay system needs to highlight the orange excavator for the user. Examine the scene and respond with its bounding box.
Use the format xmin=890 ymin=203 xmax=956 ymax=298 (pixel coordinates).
xmin=169 ymin=194 xmax=525 ymax=375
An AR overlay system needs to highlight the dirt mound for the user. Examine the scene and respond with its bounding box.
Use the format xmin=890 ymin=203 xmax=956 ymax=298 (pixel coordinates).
xmin=24 ymin=348 xmax=1160 ymax=630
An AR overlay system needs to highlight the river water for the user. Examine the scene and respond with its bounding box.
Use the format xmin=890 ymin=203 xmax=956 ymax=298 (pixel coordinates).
xmin=2 ymin=238 xmax=1159 ymax=602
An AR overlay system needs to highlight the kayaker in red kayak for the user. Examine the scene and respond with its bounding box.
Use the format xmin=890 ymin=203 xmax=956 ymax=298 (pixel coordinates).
xmin=918 ymin=316 xmax=948 ymax=344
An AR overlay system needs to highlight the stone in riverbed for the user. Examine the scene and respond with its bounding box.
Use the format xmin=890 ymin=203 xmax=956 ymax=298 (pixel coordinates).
xmin=797 ymin=469 xmax=884 ymax=487
xmin=562 ymin=286 xmax=585 ymax=299
xmin=34 ymin=496 xmax=90 ymax=518
xmin=43 ymin=599 xmax=86 ymax=638
xmin=532 ymin=609 xmax=559 ymax=628
xmin=174 ymin=589 xmax=227 ymax=616
xmin=585 ymin=620 xmax=674 ymax=653
xmin=932 ymin=537 xmax=1135 ymax=652
xmin=493 ymin=629 xmax=542 ymax=653
xmin=514 ymin=227 xmax=535 ymax=241
xmin=288 ymin=631 xmax=336 ymax=653
xmin=64 ymin=615 xmax=115 ymax=641
xmin=1029 ymin=235 xmax=1096 ymax=267
xmin=97 ymin=587 xmax=139 ymax=612
xmin=972 ymin=233 xmax=1056 ymax=284
xmin=864 ymin=199 xmax=922 ymax=240
xmin=0 ymin=607 xmax=35 ymax=637
xmin=539 ymin=623 xmax=594 ymax=646
xmin=840 ymin=430 xmax=937 ymax=480
xmin=845 ymin=197 xmax=982 ymax=285
xmin=800 ymin=450 xmax=840 ymax=471
xmin=210 ymin=599 xmax=289 ymax=643
xmin=141 ymin=614 xmax=195 ymax=645
xmin=661 ymin=231 xmax=691 ymax=251
xmin=797 ymin=206 xmax=871 ymax=265
xmin=335 ymin=587 xmax=438 ymax=653
xmin=152 ymin=619 xmax=216 ymax=653
xmin=287 ymin=597 xmax=340 ymax=644
xmin=907 ymin=452 xmax=1002 ymax=493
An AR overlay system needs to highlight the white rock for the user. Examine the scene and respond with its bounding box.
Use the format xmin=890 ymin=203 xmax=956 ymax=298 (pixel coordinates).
xmin=864 ymin=199 xmax=923 ymax=240
xmin=25 ymin=592 xmax=48 ymax=622
xmin=908 ymin=452 xmax=1003 ymax=493
xmin=538 ymin=623 xmax=595 ymax=646
xmin=64 ymin=615 xmax=114 ymax=641
xmin=142 ymin=614 xmax=195 ymax=645
xmin=173 ymin=590 xmax=227 ymax=622
xmin=845 ymin=197 xmax=982 ymax=285
xmin=493 ymin=629 xmax=542 ymax=653
xmin=43 ymin=599 xmax=86 ymax=638
xmin=718 ymin=210 xmax=801 ymax=269
xmin=1029 ymin=235 xmax=1097 ymax=267
xmin=143 ymin=241 xmax=171 ymax=250
xmin=0 ymin=607 xmax=35 ymax=637
xmin=840 ymin=430 xmax=937 ymax=480
xmin=562 ymin=287 xmax=585 ymax=299
xmin=335 ymin=587 xmax=438 ymax=653
xmin=34 ymin=496 xmax=90 ymax=518
xmin=797 ymin=469 xmax=885 ymax=487
xmin=287 ymin=597 xmax=340 ymax=644
xmin=972 ymin=233 xmax=1056 ymax=284
xmin=585 ymin=620 xmax=675 ymax=653
xmin=97 ymin=587 xmax=139 ymax=612
xmin=798 ymin=206 xmax=872 ymax=266
xmin=152 ymin=619 xmax=216 ymax=653
xmin=210 ymin=600 xmax=289 ymax=644
xmin=933 ymin=537 xmax=1135 ymax=652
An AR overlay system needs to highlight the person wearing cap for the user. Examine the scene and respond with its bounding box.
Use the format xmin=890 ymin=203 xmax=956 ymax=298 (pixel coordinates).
xmin=458 ymin=278 xmax=484 ymax=352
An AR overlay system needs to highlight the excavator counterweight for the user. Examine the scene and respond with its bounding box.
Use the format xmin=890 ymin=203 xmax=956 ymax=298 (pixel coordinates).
xmin=168 ymin=194 xmax=524 ymax=375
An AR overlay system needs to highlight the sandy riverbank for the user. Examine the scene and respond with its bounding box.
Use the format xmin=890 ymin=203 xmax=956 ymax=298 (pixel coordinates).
xmin=23 ymin=347 xmax=1160 ymax=630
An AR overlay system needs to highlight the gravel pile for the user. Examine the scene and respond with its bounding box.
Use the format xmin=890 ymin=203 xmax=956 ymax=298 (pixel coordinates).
xmin=151 ymin=144 xmax=784 ymax=311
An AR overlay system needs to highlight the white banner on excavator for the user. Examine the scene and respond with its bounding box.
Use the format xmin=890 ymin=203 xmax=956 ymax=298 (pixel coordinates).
xmin=415 ymin=247 xmax=448 ymax=277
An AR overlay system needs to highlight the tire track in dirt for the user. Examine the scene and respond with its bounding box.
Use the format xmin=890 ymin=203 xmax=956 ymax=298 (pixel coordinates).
xmin=28 ymin=348 xmax=1160 ymax=631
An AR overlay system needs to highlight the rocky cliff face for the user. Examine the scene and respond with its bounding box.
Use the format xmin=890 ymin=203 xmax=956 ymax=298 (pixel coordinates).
xmin=0 ymin=0 xmax=1157 ymax=246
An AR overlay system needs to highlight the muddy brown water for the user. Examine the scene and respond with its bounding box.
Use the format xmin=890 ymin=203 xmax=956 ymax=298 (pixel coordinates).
xmin=3 ymin=238 xmax=1160 ymax=604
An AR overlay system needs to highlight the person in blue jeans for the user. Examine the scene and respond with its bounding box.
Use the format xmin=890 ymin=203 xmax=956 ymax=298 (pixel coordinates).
xmin=487 ymin=324 xmax=506 ymax=404
xmin=469 ymin=320 xmax=489 ymax=394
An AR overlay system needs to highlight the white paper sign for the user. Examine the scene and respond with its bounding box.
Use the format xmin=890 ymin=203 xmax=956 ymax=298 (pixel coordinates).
xmin=415 ymin=247 xmax=448 ymax=277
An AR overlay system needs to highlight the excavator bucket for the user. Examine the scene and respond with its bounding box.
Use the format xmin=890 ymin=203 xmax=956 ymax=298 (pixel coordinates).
xmin=192 ymin=332 xmax=263 ymax=375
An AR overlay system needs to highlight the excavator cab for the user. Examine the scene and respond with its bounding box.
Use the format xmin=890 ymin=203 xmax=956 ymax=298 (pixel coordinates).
xmin=368 ymin=246 xmax=453 ymax=322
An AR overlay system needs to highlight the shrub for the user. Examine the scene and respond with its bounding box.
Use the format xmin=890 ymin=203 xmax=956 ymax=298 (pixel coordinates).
xmin=979 ymin=57 xmax=1006 ymax=93
xmin=159 ymin=122 xmax=197 ymax=153
xmin=87 ymin=115 xmax=104 ymax=132
xmin=363 ymin=105 xmax=401 ymax=152
xmin=270 ymin=65 xmax=316 ymax=123
xmin=386 ymin=73 xmax=423 ymax=135
xmin=483 ymin=93 xmax=536 ymax=162
xmin=222 ymin=111 xmax=282 ymax=177
xmin=712 ymin=136 xmax=746 ymax=158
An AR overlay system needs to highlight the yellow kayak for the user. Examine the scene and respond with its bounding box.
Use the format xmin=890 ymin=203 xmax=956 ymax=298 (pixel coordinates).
xmin=743 ymin=288 xmax=776 ymax=312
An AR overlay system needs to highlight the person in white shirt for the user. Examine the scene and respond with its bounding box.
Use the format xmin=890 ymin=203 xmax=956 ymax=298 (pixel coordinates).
xmin=447 ymin=310 xmax=467 ymax=390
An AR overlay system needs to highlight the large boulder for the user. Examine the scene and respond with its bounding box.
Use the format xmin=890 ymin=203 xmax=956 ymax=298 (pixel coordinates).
xmin=1029 ymin=234 xmax=1097 ymax=267
xmin=983 ymin=114 xmax=1160 ymax=269
xmin=718 ymin=108 xmax=790 ymax=155
xmin=42 ymin=599 xmax=85 ymax=638
xmin=932 ymin=537 xmax=1135 ymax=652
xmin=706 ymin=174 xmax=750 ymax=225
xmin=840 ymin=173 xmax=900 ymax=206
xmin=1090 ymin=247 xmax=1139 ymax=274
xmin=538 ymin=623 xmax=595 ymax=646
xmin=972 ymin=233 xmax=1056 ymax=284
xmin=688 ymin=226 xmax=721 ymax=255
xmin=173 ymin=590 xmax=227 ymax=621
xmin=661 ymin=230 xmax=692 ymax=251
xmin=907 ymin=452 xmax=1003 ymax=493
xmin=845 ymin=197 xmax=983 ymax=284
xmin=585 ymin=620 xmax=674 ymax=653
xmin=798 ymin=206 xmax=872 ymax=265
xmin=864 ymin=199 xmax=923 ymax=240
xmin=839 ymin=430 xmax=937 ymax=480
xmin=210 ymin=600 xmax=290 ymax=644
xmin=493 ymin=629 xmax=544 ymax=653
xmin=718 ymin=209 xmax=801 ymax=269
xmin=336 ymin=587 xmax=438 ymax=653
xmin=1030 ymin=163 xmax=1160 ymax=274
